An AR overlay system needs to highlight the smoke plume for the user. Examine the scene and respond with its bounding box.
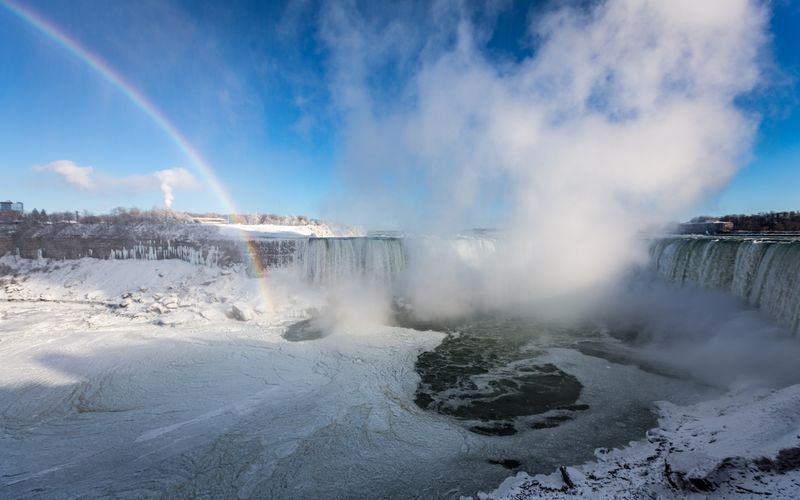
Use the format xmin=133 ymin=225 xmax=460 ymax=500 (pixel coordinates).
xmin=322 ymin=0 xmax=769 ymax=316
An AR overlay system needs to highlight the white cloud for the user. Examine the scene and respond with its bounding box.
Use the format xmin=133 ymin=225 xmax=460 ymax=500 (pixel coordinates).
xmin=33 ymin=161 xmax=199 ymax=208
xmin=33 ymin=160 xmax=95 ymax=190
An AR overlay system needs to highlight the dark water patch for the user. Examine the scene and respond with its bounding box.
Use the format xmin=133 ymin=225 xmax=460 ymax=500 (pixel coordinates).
xmin=439 ymin=365 xmax=582 ymax=421
xmin=560 ymin=403 xmax=590 ymax=412
xmin=282 ymin=318 xmax=326 ymax=342
xmin=471 ymin=424 xmax=517 ymax=436
xmin=530 ymin=414 xmax=573 ymax=430
xmin=391 ymin=308 xmax=473 ymax=333
xmin=487 ymin=459 xmax=521 ymax=470
xmin=413 ymin=318 xmax=586 ymax=435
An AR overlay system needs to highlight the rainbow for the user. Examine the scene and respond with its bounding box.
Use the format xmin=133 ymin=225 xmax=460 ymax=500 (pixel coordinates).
xmin=1 ymin=0 xmax=274 ymax=311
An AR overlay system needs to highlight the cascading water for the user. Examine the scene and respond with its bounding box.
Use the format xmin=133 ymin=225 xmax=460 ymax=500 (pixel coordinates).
xmin=289 ymin=236 xmax=497 ymax=287
xmin=650 ymin=236 xmax=800 ymax=335
xmin=291 ymin=237 xmax=407 ymax=286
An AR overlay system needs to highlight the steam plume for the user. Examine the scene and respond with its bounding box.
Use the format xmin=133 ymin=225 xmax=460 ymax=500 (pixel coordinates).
xmin=322 ymin=0 xmax=769 ymax=316
xmin=153 ymin=168 xmax=196 ymax=208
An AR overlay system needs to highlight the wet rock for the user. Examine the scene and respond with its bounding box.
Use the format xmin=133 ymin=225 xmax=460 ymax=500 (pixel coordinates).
xmin=754 ymin=447 xmax=800 ymax=473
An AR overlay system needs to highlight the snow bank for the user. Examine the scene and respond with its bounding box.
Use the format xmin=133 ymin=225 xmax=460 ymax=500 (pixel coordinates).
xmin=217 ymin=222 xmax=361 ymax=238
xmin=479 ymin=385 xmax=800 ymax=499
xmin=0 ymin=254 xmax=302 ymax=327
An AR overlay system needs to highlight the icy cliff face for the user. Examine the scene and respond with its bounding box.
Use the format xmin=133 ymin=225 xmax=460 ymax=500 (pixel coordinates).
xmin=650 ymin=237 xmax=800 ymax=336
xmin=109 ymin=241 xmax=225 ymax=267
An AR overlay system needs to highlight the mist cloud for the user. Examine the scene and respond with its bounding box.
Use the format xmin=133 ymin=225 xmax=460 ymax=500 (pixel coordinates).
xmin=322 ymin=0 xmax=769 ymax=316
xmin=34 ymin=160 xmax=199 ymax=208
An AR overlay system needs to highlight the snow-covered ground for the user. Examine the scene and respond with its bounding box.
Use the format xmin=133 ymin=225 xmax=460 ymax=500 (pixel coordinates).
xmin=217 ymin=222 xmax=361 ymax=238
xmin=2 ymin=255 xmax=799 ymax=498
xmin=480 ymin=384 xmax=800 ymax=499
xmin=0 ymin=255 xmax=471 ymax=497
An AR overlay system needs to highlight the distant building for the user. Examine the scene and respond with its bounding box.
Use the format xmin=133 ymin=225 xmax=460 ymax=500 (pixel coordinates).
xmin=0 ymin=201 xmax=23 ymax=213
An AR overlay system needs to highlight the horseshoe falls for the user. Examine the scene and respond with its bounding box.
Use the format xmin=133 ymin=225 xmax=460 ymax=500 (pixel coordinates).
xmin=650 ymin=236 xmax=800 ymax=336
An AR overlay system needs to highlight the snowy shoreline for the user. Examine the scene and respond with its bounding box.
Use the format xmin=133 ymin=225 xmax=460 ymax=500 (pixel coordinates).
xmin=479 ymin=385 xmax=800 ymax=499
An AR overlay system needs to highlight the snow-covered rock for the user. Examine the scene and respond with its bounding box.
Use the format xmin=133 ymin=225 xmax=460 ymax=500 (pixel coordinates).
xmin=149 ymin=303 xmax=169 ymax=314
xmin=230 ymin=302 xmax=254 ymax=321
xmin=200 ymin=308 xmax=227 ymax=322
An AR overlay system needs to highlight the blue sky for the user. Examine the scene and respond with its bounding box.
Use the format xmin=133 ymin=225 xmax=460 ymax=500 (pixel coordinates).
xmin=0 ymin=0 xmax=798 ymax=220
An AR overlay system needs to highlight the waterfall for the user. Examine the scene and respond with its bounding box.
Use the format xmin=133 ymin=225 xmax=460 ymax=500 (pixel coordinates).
xmin=651 ymin=236 xmax=800 ymax=335
xmin=289 ymin=236 xmax=497 ymax=287
xmin=292 ymin=238 xmax=407 ymax=286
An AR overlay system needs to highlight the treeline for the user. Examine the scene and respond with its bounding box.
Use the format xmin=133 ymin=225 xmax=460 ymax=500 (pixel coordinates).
xmin=0 ymin=207 xmax=193 ymax=224
xmin=693 ymin=212 xmax=800 ymax=232
xmin=0 ymin=208 xmax=84 ymax=223
xmin=0 ymin=207 xmax=321 ymax=226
